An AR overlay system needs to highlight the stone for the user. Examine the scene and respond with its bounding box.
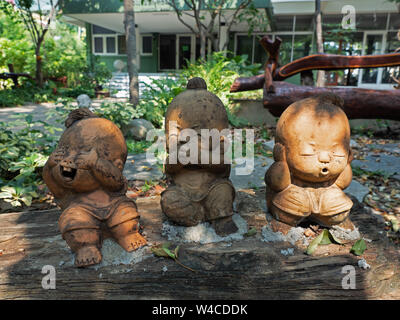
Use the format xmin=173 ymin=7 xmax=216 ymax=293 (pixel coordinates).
xmin=161 ymin=214 xmax=248 ymax=244
xmin=352 ymin=154 xmax=400 ymax=177
xmin=161 ymin=77 xmax=237 ymax=237
xmin=76 ymin=94 xmax=92 ymax=108
xmin=123 ymin=153 xmax=163 ymax=181
xmin=358 ymin=258 xmax=371 ymax=270
xmin=329 ymin=225 xmax=360 ymax=241
xmin=122 ymin=118 xmax=155 ymax=140
xmin=230 ymin=155 xmax=273 ymax=190
xmin=265 ymin=93 xmax=354 ymax=227
xmin=263 ymin=140 xmax=275 ymax=151
xmin=42 ymin=108 xmax=147 ymax=267
xmin=345 ymin=180 xmax=369 ymax=203
xmin=350 ymin=139 xmax=359 ymax=148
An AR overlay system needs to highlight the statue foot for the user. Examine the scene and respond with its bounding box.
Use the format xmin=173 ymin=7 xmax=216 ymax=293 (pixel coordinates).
xmin=116 ymin=232 xmax=147 ymax=252
xmin=75 ymin=245 xmax=102 ymax=267
xmin=212 ymin=216 xmax=238 ymax=237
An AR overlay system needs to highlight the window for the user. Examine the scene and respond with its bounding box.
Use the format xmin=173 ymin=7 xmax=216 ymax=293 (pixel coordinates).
xmin=106 ymin=37 xmax=116 ymax=53
xmin=92 ymin=24 xmax=124 ymax=55
xmin=94 ymin=37 xmax=103 ymax=53
xmin=141 ymin=35 xmax=153 ymax=55
xmin=118 ymin=35 xmax=126 ymax=54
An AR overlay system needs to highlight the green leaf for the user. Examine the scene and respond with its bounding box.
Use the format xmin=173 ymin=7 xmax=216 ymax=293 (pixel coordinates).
xmin=306 ymin=230 xmax=325 ymax=255
xmin=174 ymin=245 xmax=180 ymax=259
xmin=319 ymin=229 xmax=333 ymax=245
xmin=151 ymin=245 xmax=170 ymax=258
xmin=391 ymin=219 xmax=399 ymax=233
xmin=163 ymin=247 xmax=176 ymax=260
xmin=350 ymin=239 xmax=367 ymax=256
xmin=328 ymin=230 xmax=343 ymax=245
xmin=244 ymin=227 xmax=257 ymax=237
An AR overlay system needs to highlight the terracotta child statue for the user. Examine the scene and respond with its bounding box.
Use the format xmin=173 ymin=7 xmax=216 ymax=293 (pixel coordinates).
xmin=43 ymin=108 xmax=146 ymax=267
xmin=265 ymin=93 xmax=354 ymax=227
xmin=161 ymin=77 xmax=237 ymax=236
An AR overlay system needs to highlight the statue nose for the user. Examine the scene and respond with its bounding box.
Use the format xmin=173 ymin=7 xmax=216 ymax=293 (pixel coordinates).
xmin=318 ymin=151 xmax=331 ymax=163
xmin=60 ymin=154 xmax=76 ymax=168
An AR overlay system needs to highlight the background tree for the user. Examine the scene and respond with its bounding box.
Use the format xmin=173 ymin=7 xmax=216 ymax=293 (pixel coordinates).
xmin=166 ymin=0 xmax=267 ymax=59
xmin=315 ymin=0 xmax=325 ymax=87
xmin=123 ymin=0 xmax=139 ymax=106
xmin=0 ymin=0 xmax=60 ymax=88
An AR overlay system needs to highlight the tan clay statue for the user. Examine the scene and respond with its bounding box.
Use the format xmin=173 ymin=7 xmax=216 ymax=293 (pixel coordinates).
xmin=265 ymin=93 xmax=354 ymax=227
xmin=161 ymin=77 xmax=237 ymax=236
xmin=43 ymin=108 xmax=146 ymax=267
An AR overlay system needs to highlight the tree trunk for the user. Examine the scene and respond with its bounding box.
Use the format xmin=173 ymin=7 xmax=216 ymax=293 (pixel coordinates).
xmin=124 ymin=0 xmax=139 ymax=106
xmin=35 ymin=40 xmax=44 ymax=88
xmin=315 ymin=0 xmax=325 ymax=87
xmin=262 ymin=81 xmax=400 ymax=121
xmin=200 ymin=31 xmax=206 ymax=60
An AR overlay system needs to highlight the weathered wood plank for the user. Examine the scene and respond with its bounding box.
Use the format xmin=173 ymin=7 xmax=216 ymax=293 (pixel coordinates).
xmin=0 ymin=193 xmax=399 ymax=300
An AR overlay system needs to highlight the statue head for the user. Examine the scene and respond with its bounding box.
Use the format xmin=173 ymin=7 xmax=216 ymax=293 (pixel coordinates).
xmin=50 ymin=108 xmax=127 ymax=192
xmin=276 ymin=93 xmax=351 ymax=183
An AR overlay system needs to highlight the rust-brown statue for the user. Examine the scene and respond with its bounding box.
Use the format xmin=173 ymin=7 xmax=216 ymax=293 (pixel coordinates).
xmin=265 ymin=93 xmax=353 ymax=227
xmin=43 ymin=108 xmax=146 ymax=267
xmin=161 ymin=77 xmax=237 ymax=236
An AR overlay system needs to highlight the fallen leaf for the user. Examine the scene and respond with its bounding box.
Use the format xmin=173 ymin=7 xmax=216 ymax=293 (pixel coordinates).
xmin=306 ymin=230 xmax=325 ymax=255
xmin=350 ymin=239 xmax=367 ymax=256
xmin=244 ymin=227 xmax=257 ymax=237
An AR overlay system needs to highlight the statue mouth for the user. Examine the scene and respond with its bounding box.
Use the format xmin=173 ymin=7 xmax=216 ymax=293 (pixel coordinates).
xmin=60 ymin=166 xmax=77 ymax=181
xmin=321 ymin=167 xmax=329 ymax=175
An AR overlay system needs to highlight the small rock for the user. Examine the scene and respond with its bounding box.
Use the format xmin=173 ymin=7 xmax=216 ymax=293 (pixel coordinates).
xmin=280 ymin=248 xmax=294 ymax=256
xmin=76 ymin=94 xmax=92 ymax=108
xmin=350 ymin=139 xmax=359 ymax=148
xmin=122 ymin=118 xmax=155 ymax=140
xmin=330 ymin=225 xmax=360 ymax=241
xmin=162 ymin=265 xmax=168 ymax=273
xmin=358 ymin=258 xmax=371 ymax=270
xmin=263 ymin=140 xmax=275 ymax=150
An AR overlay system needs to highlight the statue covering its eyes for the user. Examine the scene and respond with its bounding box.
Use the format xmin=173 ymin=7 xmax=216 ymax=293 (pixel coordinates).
xmin=43 ymin=108 xmax=146 ymax=267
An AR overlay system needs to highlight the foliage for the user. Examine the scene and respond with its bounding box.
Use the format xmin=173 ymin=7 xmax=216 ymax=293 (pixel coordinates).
xmin=126 ymin=139 xmax=153 ymax=154
xmin=94 ymin=101 xmax=144 ymax=128
xmin=81 ymin=57 xmax=112 ymax=90
xmin=0 ymin=113 xmax=61 ymax=207
xmin=138 ymin=77 xmax=186 ymax=128
xmin=0 ymin=81 xmax=62 ymax=107
xmin=139 ymin=51 xmax=261 ymax=128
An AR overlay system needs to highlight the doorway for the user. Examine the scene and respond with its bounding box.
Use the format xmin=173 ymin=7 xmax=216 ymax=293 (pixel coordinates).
xmin=159 ymin=34 xmax=176 ymax=70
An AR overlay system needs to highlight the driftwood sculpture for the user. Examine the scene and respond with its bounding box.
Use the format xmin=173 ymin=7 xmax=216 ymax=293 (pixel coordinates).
xmin=230 ymin=36 xmax=400 ymax=121
xmin=43 ymin=108 xmax=146 ymax=267
xmin=265 ymin=93 xmax=353 ymax=227
xmin=161 ymin=77 xmax=237 ymax=236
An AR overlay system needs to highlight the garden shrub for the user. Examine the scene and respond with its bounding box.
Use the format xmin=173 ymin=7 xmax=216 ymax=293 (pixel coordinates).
xmin=0 ymin=114 xmax=61 ymax=207
xmin=138 ymin=51 xmax=261 ymax=127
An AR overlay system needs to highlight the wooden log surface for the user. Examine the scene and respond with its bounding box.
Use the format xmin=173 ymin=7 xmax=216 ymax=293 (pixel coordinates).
xmin=0 ymin=191 xmax=399 ymax=300
xmin=263 ymin=82 xmax=400 ymax=121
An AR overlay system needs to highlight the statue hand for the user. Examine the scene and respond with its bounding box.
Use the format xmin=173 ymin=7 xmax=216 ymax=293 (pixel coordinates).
xmin=75 ymin=148 xmax=98 ymax=170
xmin=273 ymin=143 xmax=287 ymax=163
xmin=48 ymin=147 xmax=66 ymax=167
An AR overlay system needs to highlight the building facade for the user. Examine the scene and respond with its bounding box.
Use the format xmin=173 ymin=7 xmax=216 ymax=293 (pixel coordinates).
xmin=62 ymin=0 xmax=400 ymax=89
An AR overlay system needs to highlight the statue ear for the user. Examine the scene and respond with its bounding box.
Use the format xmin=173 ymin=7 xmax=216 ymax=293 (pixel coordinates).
xmin=348 ymin=148 xmax=354 ymax=163
xmin=113 ymin=159 xmax=124 ymax=170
